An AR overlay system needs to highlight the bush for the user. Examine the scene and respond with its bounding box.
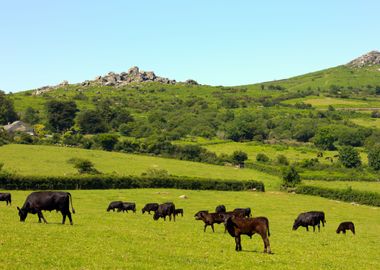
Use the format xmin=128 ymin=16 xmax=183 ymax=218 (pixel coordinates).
xmin=93 ymin=134 xmax=119 ymax=151
xmin=282 ymin=166 xmax=301 ymax=188
xmin=256 ymin=153 xmax=269 ymax=163
xmin=338 ymin=146 xmax=361 ymax=168
xmin=368 ymin=145 xmax=380 ymax=170
xmin=314 ymin=128 xmax=336 ymax=150
xmin=141 ymin=168 xmax=169 ymax=178
xmin=67 ymin=158 xmax=100 ymax=174
xmin=0 ymin=174 xmax=265 ymax=192
xmin=277 ymin=154 xmax=289 ymax=165
xmin=296 ymin=185 xmax=380 ymax=207
xmin=231 ymin=151 xmax=248 ymax=167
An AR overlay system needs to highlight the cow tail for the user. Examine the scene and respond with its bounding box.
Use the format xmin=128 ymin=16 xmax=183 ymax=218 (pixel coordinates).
xmin=68 ymin=193 xmax=75 ymax=214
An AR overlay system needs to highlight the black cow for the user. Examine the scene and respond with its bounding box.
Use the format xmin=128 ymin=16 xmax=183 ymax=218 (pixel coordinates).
xmin=119 ymin=202 xmax=136 ymax=213
xmin=174 ymin=208 xmax=184 ymax=217
xmin=293 ymin=211 xmax=326 ymax=232
xmin=233 ymin=207 xmax=251 ymax=217
xmin=0 ymin=193 xmax=11 ymax=205
xmin=336 ymin=221 xmax=355 ymax=235
xmin=107 ymin=201 xmax=123 ymax=212
xmin=215 ymin=205 xmax=226 ymax=213
xmin=153 ymin=202 xmax=176 ymax=221
xmin=142 ymin=203 xmax=159 ymax=214
xmin=17 ymin=191 xmax=75 ymax=225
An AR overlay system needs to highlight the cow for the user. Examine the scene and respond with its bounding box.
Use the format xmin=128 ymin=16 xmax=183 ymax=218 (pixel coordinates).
xmin=17 ymin=191 xmax=75 ymax=225
xmin=107 ymin=201 xmax=123 ymax=212
xmin=293 ymin=211 xmax=326 ymax=232
xmin=119 ymin=202 xmax=136 ymax=213
xmin=336 ymin=221 xmax=355 ymax=235
xmin=194 ymin=211 xmax=224 ymax=232
xmin=233 ymin=207 xmax=251 ymax=217
xmin=142 ymin=203 xmax=159 ymax=214
xmin=0 ymin=193 xmax=11 ymax=205
xmin=224 ymin=216 xmax=271 ymax=253
xmin=215 ymin=205 xmax=226 ymax=213
xmin=174 ymin=208 xmax=184 ymax=217
xmin=153 ymin=202 xmax=176 ymax=221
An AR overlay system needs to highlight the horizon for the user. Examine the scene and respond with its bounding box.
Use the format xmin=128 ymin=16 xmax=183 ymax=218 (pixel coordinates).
xmin=1 ymin=1 xmax=380 ymax=93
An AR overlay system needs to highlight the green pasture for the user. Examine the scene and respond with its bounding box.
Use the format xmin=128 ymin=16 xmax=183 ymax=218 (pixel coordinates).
xmin=0 ymin=189 xmax=378 ymax=269
xmin=304 ymin=180 xmax=380 ymax=194
xmin=0 ymin=144 xmax=280 ymax=190
xmin=350 ymin=118 xmax=380 ymax=129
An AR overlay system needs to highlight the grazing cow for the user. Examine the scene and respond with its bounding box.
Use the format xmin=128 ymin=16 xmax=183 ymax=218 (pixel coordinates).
xmin=107 ymin=201 xmax=123 ymax=212
xmin=153 ymin=202 xmax=176 ymax=221
xmin=194 ymin=211 xmax=224 ymax=232
xmin=233 ymin=207 xmax=251 ymax=217
xmin=119 ymin=202 xmax=136 ymax=213
xmin=174 ymin=208 xmax=184 ymax=217
xmin=336 ymin=221 xmax=355 ymax=235
xmin=0 ymin=193 xmax=11 ymax=205
xmin=17 ymin=191 xmax=75 ymax=225
xmin=142 ymin=203 xmax=159 ymax=214
xmin=224 ymin=216 xmax=271 ymax=253
xmin=293 ymin=211 xmax=326 ymax=232
xmin=215 ymin=205 xmax=226 ymax=213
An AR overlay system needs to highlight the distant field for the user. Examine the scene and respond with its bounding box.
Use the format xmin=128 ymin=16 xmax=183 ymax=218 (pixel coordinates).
xmin=0 ymin=188 xmax=378 ymax=269
xmin=283 ymin=96 xmax=376 ymax=108
xmin=0 ymin=144 xmax=281 ymax=190
xmin=304 ymin=180 xmax=380 ymax=194
xmin=350 ymin=118 xmax=380 ymax=129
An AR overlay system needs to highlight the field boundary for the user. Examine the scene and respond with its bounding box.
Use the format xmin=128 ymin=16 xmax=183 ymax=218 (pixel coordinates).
xmin=0 ymin=173 xmax=265 ymax=192
xmin=296 ymin=185 xmax=380 ymax=207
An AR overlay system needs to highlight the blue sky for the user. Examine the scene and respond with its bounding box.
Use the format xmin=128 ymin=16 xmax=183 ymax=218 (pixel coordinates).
xmin=1 ymin=0 xmax=379 ymax=92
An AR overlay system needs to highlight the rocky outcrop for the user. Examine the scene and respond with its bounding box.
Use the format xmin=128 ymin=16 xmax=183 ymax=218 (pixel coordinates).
xmin=347 ymin=50 xmax=380 ymax=68
xmin=33 ymin=80 xmax=69 ymax=96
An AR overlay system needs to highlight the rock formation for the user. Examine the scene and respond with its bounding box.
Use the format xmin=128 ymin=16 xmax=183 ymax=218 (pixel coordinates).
xmin=347 ymin=50 xmax=380 ymax=68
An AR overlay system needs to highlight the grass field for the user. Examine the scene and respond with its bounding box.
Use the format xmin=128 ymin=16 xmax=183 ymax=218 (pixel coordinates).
xmin=350 ymin=118 xmax=380 ymax=129
xmin=304 ymin=180 xmax=380 ymax=194
xmin=0 ymin=189 xmax=378 ymax=269
xmin=0 ymin=144 xmax=281 ymax=190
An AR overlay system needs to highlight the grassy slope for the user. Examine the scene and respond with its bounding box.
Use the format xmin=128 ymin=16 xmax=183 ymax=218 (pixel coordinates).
xmin=0 ymin=189 xmax=378 ymax=269
xmin=0 ymin=144 xmax=280 ymax=189
xmin=304 ymin=180 xmax=380 ymax=194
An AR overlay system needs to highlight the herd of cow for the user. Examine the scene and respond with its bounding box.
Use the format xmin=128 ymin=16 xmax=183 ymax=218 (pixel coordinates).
xmin=0 ymin=191 xmax=356 ymax=253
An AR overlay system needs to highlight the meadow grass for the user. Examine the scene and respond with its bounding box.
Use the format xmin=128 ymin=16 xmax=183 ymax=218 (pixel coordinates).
xmin=350 ymin=118 xmax=380 ymax=129
xmin=0 ymin=189 xmax=378 ymax=269
xmin=304 ymin=180 xmax=380 ymax=194
xmin=0 ymin=144 xmax=281 ymax=190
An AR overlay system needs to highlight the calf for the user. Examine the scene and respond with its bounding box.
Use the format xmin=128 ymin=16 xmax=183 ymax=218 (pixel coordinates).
xmin=174 ymin=208 xmax=184 ymax=217
xmin=225 ymin=216 xmax=271 ymax=253
xmin=0 ymin=193 xmax=11 ymax=206
xmin=336 ymin=221 xmax=355 ymax=235
xmin=194 ymin=211 xmax=224 ymax=232
xmin=107 ymin=201 xmax=123 ymax=212
xmin=233 ymin=207 xmax=251 ymax=217
xmin=153 ymin=202 xmax=176 ymax=221
xmin=215 ymin=205 xmax=226 ymax=213
xmin=17 ymin=191 xmax=75 ymax=225
xmin=119 ymin=202 xmax=136 ymax=213
xmin=293 ymin=211 xmax=326 ymax=232
xmin=142 ymin=203 xmax=159 ymax=214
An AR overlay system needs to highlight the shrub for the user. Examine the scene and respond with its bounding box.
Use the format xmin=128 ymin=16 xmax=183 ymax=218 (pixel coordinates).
xmin=141 ymin=168 xmax=169 ymax=178
xmin=282 ymin=166 xmax=301 ymax=188
xmin=67 ymin=158 xmax=100 ymax=174
xmin=93 ymin=134 xmax=119 ymax=151
xmin=338 ymin=146 xmax=361 ymax=168
xmin=256 ymin=153 xmax=269 ymax=163
xmin=277 ymin=154 xmax=289 ymax=165
xmin=314 ymin=128 xmax=336 ymax=150
xmin=368 ymin=145 xmax=380 ymax=170
xmin=231 ymin=151 xmax=248 ymax=167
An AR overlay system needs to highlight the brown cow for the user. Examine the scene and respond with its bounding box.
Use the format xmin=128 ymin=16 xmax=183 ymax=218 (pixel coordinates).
xmin=224 ymin=216 xmax=271 ymax=253
xmin=194 ymin=211 xmax=224 ymax=232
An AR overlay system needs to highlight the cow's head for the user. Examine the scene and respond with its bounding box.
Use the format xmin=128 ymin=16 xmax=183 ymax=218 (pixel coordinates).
xmin=292 ymin=219 xmax=300 ymax=231
xmin=17 ymin=207 xmax=28 ymax=222
xmin=153 ymin=211 xmax=161 ymax=220
xmin=194 ymin=210 xmax=208 ymax=220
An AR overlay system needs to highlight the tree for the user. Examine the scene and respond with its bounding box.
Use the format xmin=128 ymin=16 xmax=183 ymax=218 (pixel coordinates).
xmin=282 ymin=166 xmax=301 ymax=188
xmin=111 ymin=109 xmax=134 ymax=129
xmin=22 ymin=107 xmax=40 ymax=124
xmin=93 ymin=134 xmax=119 ymax=151
xmin=67 ymin=158 xmax=100 ymax=174
xmin=368 ymin=145 xmax=380 ymax=170
xmin=314 ymin=128 xmax=336 ymax=150
xmin=256 ymin=153 xmax=269 ymax=163
xmin=338 ymin=146 xmax=361 ymax=168
xmin=231 ymin=151 xmax=248 ymax=167
xmin=0 ymin=91 xmax=18 ymax=125
xmin=46 ymin=100 xmax=78 ymax=132
xmin=77 ymin=110 xmax=108 ymax=134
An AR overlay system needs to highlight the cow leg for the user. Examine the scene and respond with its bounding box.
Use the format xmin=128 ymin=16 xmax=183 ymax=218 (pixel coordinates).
xmin=313 ymin=225 xmax=315 ymax=232
xmin=204 ymin=224 xmax=208 ymax=232
xmin=67 ymin=212 xmax=73 ymax=225
xmin=37 ymin=212 xmax=42 ymax=223
xmin=306 ymin=226 xmax=309 ymax=232
xmin=318 ymin=223 xmax=321 ymax=232
xmin=235 ymin=236 xmax=240 ymax=251
xmin=173 ymin=213 xmax=176 ymax=222
xmin=211 ymin=224 xmax=215 ymax=233
xmin=38 ymin=211 xmax=48 ymax=224
xmin=237 ymin=235 xmax=242 ymax=251
xmin=343 ymin=230 xmax=346 ymax=235
xmin=261 ymin=234 xmax=271 ymax=253
xmin=62 ymin=213 xmax=67 ymax=224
